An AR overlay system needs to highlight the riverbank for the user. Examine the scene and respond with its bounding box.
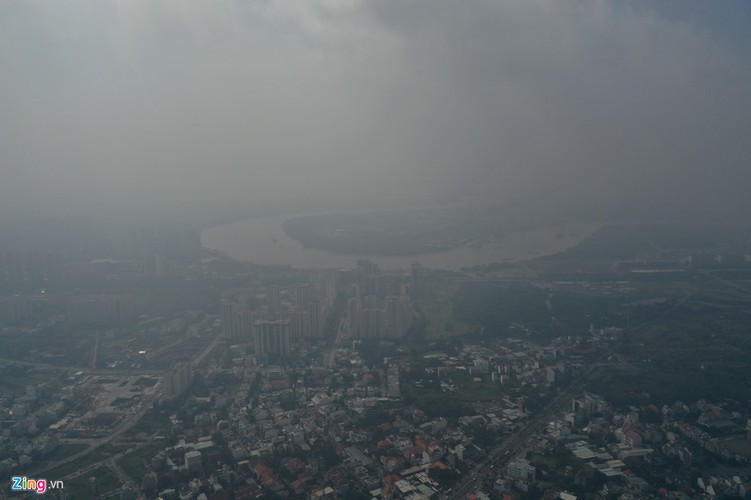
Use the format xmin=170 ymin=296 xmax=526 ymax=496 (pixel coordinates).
xmin=201 ymin=212 xmax=602 ymax=270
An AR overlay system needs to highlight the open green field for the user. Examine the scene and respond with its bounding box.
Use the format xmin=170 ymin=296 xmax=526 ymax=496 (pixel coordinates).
xmin=127 ymin=409 xmax=172 ymax=435
xmin=401 ymin=370 xmax=512 ymax=421
xmin=721 ymin=437 xmax=751 ymax=459
xmin=418 ymin=295 xmax=473 ymax=339
xmin=23 ymin=444 xmax=92 ymax=479
xmin=43 ymin=445 xmax=123 ymax=479
xmin=62 ymin=466 xmax=121 ymax=499
xmin=449 ymin=372 xmax=508 ymax=402
xmin=47 ymin=444 xmax=89 ymax=461
xmin=117 ymin=443 xmax=164 ymax=482
xmin=585 ymin=270 xmax=751 ymax=406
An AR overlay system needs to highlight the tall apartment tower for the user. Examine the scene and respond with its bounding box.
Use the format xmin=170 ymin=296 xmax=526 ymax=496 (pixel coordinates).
xmin=288 ymin=307 xmax=307 ymax=340
xmin=347 ymin=297 xmax=361 ymax=338
xmin=359 ymin=308 xmax=386 ymax=338
xmin=385 ymin=295 xmax=412 ymax=338
xmin=410 ymin=262 xmax=421 ymax=297
xmin=221 ymin=300 xmax=238 ymax=342
xmin=363 ymin=294 xmax=379 ymax=310
xmin=266 ymin=286 xmax=281 ymax=316
xmin=358 ymin=260 xmax=381 ymax=296
xmin=237 ymin=309 xmax=255 ymax=343
xmin=254 ymin=320 xmax=291 ymax=357
xmin=385 ymin=296 xmax=401 ymax=338
xmin=165 ymin=362 xmax=192 ymax=397
xmin=237 ymin=293 xmax=256 ymax=311
xmin=295 ymin=284 xmax=313 ymax=309
xmin=307 ymin=299 xmax=322 ymax=338
xmin=324 ymin=271 xmax=338 ymax=306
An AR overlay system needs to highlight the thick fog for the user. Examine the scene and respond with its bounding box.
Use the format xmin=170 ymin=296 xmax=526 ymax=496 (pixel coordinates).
xmin=2 ymin=0 xmax=750 ymax=220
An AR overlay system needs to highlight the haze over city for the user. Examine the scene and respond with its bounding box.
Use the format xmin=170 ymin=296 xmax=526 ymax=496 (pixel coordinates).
xmin=4 ymin=2 xmax=751 ymax=500
xmin=2 ymin=0 xmax=750 ymax=221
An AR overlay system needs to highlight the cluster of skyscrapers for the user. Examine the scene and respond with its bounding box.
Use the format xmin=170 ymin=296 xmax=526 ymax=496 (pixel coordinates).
xmin=221 ymin=273 xmax=338 ymax=358
xmin=1 ymin=251 xmax=63 ymax=284
xmin=65 ymin=296 xmax=135 ymax=324
xmin=347 ymin=260 xmax=415 ymax=339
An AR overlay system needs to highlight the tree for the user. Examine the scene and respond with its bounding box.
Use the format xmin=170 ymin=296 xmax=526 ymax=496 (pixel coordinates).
xmin=428 ymin=467 xmax=459 ymax=488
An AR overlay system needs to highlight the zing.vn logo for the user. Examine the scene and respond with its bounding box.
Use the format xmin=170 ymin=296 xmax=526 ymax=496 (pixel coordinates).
xmin=10 ymin=476 xmax=64 ymax=495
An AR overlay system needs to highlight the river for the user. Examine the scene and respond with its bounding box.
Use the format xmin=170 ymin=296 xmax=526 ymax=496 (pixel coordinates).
xmin=201 ymin=214 xmax=601 ymax=270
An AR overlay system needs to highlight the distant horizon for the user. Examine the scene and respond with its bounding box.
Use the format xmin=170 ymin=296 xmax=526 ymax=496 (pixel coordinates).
xmin=4 ymin=193 xmax=751 ymax=238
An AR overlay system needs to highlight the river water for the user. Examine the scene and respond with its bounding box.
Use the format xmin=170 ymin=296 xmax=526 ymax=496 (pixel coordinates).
xmin=201 ymin=214 xmax=601 ymax=271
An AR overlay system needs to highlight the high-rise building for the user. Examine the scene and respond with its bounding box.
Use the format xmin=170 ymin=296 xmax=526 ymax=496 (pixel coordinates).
xmin=364 ymin=294 xmax=379 ymax=310
xmin=387 ymin=365 xmax=401 ymax=398
xmin=221 ymin=300 xmax=238 ymax=342
xmin=154 ymin=253 xmax=170 ymax=277
xmin=288 ymin=307 xmax=306 ymax=340
xmin=384 ymin=295 xmax=413 ymax=338
xmin=295 ymin=284 xmax=313 ymax=309
xmin=358 ymin=260 xmax=381 ymax=296
xmin=66 ymin=296 xmax=135 ymax=324
xmin=266 ymin=286 xmax=281 ymax=315
xmin=164 ymin=362 xmax=192 ymax=397
xmin=237 ymin=309 xmax=254 ymax=343
xmin=572 ymin=392 xmax=607 ymax=419
xmin=307 ymin=299 xmax=322 ymax=338
xmin=254 ymin=320 xmax=291 ymax=357
xmin=237 ymin=293 xmax=256 ymax=312
xmin=347 ymin=297 xmax=361 ymax=337
xmin=385 ymin=296 xmax=402 ymax=338
xmin=0 ymin=296 xmax=33 ymax=323
xmin=410 ymin=262 xmax=421 ymax=297
xmin=359 ymin=308 xmax=386 ymax=338
xmin=379 ymin=272 xmax=404 ymax=296
xmin=324 ymin=271 xmax=338 ymax=306
xmin=185 ymin=450 xmax=202 ymax=471
xmin=506 ymin=458 xmax=536 ymax=482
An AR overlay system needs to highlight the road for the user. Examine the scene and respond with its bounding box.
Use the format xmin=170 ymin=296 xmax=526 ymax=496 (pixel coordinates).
xmin=442 ymin=297 xmax=691 ymax=500
xmin=32 ymin=380 xmax=163 ymax=477
xmin=91 ymin=334 xmax=100 ymax=370
xmin=30 ymin=334 xmax=221 ymax=478
xmin=0 ymin=355 xmax=84 ymax=372
xmin=107 ymin=455 xmax=140 ymax=493
xmin=191 ymin=331 xmax=221 ymax=368
xmin=444 ymin=364 xmax=601 ymax=500
xmin=326 ymin=318 xmax=348 ymax=368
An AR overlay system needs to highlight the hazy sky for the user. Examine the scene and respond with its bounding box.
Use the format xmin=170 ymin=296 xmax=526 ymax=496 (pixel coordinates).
xmin=2 ymin=0 xmax=750 ymax=219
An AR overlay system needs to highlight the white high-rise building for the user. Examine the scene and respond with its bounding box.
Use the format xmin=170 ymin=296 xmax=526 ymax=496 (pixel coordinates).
xmin=266 ymin=287 xmax=281 ymax=315
xmin=221 ymin=300 xmax=238 ymax=342
xmin=254 ymin=320 xmax=291 ymax=357
xmin=237 ymin=310 xmax=254 ymax=343
xmin=507 ymin=459 xmax=536 ymax=482
xmin=307 ymin=299 xmax=322 ymax=338
xmin=295 ymin=284 xmax=313 ymax=309
xmin=347 ymin=297 xmax=361 ymax=337
xmin=288 ymin=307 xmax=306 ymax=340
xmin=385 ymin=295 xmax=412 ymax=337
xmin=165 ymin=362 xmax=192 ymax=397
